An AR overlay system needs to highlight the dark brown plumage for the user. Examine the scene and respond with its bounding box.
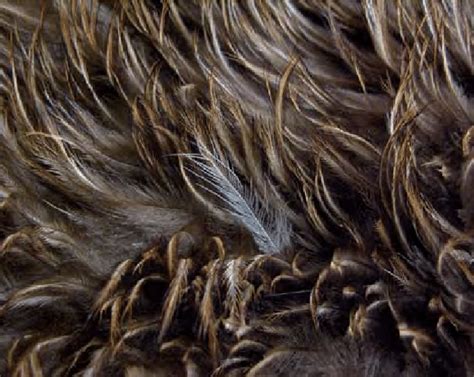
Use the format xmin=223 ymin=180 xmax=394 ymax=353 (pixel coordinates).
xmin=0 ymin=0 xmax=473 ymax=376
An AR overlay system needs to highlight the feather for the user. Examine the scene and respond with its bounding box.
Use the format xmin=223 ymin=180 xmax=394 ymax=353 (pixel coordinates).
xmin=183 ymin=147 xmax=291 ymax=254
xmin=159 ymin=258 xmax=192 ymax=343
xmin=224 ymin=257 xmax=244 ymax=320
xmin=198 ymin=259 xmax=221 ymax=364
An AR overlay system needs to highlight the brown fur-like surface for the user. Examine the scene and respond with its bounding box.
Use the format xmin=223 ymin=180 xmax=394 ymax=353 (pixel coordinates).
xmin=0 ymin=0 xmax=473 ymax=376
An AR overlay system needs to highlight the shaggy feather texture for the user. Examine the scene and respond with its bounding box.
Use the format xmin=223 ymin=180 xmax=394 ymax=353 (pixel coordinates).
xmin=0 ymin=0 xmax=473 ymax=376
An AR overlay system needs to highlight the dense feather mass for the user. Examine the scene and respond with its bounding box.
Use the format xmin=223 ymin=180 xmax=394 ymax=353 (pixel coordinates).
xmin=0 ymin=0 xmax=473 ymax=376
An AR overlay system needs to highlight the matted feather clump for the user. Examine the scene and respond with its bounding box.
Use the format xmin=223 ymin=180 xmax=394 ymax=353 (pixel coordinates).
xmin=0 ymin=1 xmax=472 ymax=376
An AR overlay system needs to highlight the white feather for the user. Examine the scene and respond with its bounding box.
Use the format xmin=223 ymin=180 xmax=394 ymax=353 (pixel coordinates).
xmin=183 ymin=148 xmax=291 ymax=253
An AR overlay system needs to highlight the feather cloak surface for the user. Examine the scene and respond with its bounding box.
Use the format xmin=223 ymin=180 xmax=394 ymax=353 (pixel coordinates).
xmin=0 ymin=0 xmax=473 ymax=376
